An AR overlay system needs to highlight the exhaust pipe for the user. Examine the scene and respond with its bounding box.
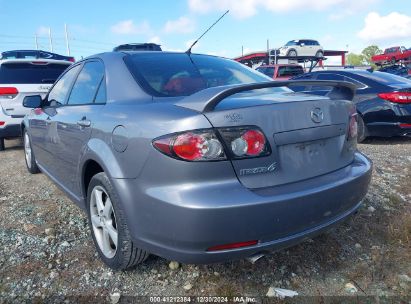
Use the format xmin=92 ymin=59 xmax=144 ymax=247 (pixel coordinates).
xmin=247 ymin=252 xmax=266 ymax=264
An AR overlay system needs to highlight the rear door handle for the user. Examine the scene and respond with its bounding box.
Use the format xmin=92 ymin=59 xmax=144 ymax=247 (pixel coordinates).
xmin=77 ymin=120 xmax=91 ymax=127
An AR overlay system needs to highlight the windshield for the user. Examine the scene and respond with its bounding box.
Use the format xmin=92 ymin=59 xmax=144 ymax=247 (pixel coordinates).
xmin=125 ymin=53 xmax=286 ymax=97
xmin=285 ymin=40 xmax=298 ymax=46
xmin=0 ymin=62 xmax=69 ymax=84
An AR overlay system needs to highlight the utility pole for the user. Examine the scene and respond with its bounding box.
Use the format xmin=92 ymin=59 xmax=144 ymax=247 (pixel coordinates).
xmin=241 ymin=45 xmax=244 ymax=57
xmin=34 ymin=34 xmax=38 ymax=50
xmin=48 ymin=28 xmax=53 ymax=52
xmin=64 ymin=24 xmax=71 ymax=56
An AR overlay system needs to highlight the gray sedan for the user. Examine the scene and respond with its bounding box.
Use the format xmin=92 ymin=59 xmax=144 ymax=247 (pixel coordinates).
xmin=21 ymin=51 xmax=372 ymax=270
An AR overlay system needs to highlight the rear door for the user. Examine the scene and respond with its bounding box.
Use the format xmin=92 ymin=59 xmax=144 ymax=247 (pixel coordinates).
xmin=0 ymin=61 xmax=70 ymax=117
xmin=204 ymin=90 xmax=356 ymax=189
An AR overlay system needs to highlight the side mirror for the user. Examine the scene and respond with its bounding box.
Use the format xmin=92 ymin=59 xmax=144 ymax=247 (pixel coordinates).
xmin=23 ymin=95 xmax=42 ymax=108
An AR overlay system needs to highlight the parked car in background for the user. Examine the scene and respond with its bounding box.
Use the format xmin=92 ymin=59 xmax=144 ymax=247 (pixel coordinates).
xmin=256 ymin=64 xmax=304 ymax=80
xmin=378 ymin=65 xmax=410 ymax=78
xmin=22 ymin=51 xmax=371 ymax=270
xmin=113 ymin=43 xmax=162 ymax=52
xmin=278 ymin=39 xmax=324 ymax=58
xmin=291 ymin=70 xmax=411 ymax=142
xmin=1 ymin=50 xmax=75 ymax=63
xmin=0 ymin=58 xmax=71 ymax=150
xmin=371 ymin=46 xmax=411 ymax=65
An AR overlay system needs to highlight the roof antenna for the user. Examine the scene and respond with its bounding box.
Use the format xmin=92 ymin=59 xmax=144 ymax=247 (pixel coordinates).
xmin=186 ymin=10 xmax=229 ymax=55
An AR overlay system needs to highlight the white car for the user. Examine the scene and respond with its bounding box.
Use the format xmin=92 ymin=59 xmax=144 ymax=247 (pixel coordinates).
xmin=0 ymin=58 xmax=71 ymax=150
xmin=278 ymin=39 xmax=324 ymax=58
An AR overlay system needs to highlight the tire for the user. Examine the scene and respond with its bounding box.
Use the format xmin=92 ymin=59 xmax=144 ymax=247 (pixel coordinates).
xmin=287 ymin=50 xmax=297 ymax=57
xmin=390 ymin=57 xmax=396 ymax=64
xmin=23 ymin=130 xmax=40 ymax=174
xmin=357 ymin=114 xmax=368 ymax=143
xmin=315 ymin=51 xmax=324 ymax=58
xmin=87 ymin=172 xmax=149 ymax=270
xmin=0 ymin=138 xmax=4 ymax=151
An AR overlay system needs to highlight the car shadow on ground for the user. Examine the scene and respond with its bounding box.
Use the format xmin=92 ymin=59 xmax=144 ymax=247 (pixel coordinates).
xmin=362 ymin=136 xmax=411 ymax=145
xmin=2 ymin=138 xmax=23 ymax=151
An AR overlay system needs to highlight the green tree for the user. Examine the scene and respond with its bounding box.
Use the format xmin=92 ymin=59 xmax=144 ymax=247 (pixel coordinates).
xmin=361 ymin=45 xmax=382 ymax=66
xmin=347 ymin=53 xmax=364 ymax=66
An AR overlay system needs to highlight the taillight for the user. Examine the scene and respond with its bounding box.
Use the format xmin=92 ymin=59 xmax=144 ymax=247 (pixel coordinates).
xmin=31 ymin=61 xmax=48 ymax=65
xmin=218 ymin=127 xmax=270 ymax=159
xmin=68 ymin=57 xmax=75 ymax=62
xmin=378 ymin=92 xmax=411 ymax=104
xmin=348 ymin=114 xmax=358 ymax=139
xmin=0 ymin=121 xmax=5 ymax=126
xmin=0 ymin=87 xmax=18 ymax=99
xmin=153 ymin=130 xmax=226 ymax=161
xmin=207 ymin=240 xmax=258 ymax=251
xmin=153 ymin=127 xmax=270 ymax=161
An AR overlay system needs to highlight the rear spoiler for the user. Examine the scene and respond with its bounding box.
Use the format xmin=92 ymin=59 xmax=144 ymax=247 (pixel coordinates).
xmin=176 ymin=80 xmax=356 ymax=113
xmin=0 ymin=59 xmax=72 ymax=65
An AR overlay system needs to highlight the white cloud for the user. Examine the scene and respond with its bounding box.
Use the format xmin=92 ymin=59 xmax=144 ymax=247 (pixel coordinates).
xmin=188 ymin=0 xmax=378 ymax=19
xmin=148 ymin=36 xmax=161 ymax=44
xmin=358 ymin=12 xmax=411 ymax=42
xmin=110 ymin=20 xmax=151 ymax=35
xmin=164 ymin=16 xmax=195 ymax=34
xmin=36 ymin=26 xmax=50 ymax=36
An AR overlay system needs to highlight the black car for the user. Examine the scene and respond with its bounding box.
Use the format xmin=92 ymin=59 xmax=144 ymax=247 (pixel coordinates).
xmin=113 ymin=43 xmax=162 ymax=52
xmin=1 ymin=50 xmax=75 ymax=62
xmin=378 ymin=65 xmax=409 ymax=78
xmin=291 ymin=69 xmax=411 ymax=141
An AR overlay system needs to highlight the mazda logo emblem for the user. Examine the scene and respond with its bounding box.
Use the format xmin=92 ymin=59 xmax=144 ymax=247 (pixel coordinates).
xmin=310 ymin=108 xmax=324 ymax=123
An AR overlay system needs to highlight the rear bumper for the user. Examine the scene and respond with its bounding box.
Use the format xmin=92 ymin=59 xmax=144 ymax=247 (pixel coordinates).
xmin=0 ymin=124 xmax=21 ymax=138
xmin=364 ymin=102 xmax=411 ymax=137
xmin=367 ymin=122 xmax=411 ymax=137
xmin=112 ymin=152 xmax=372 ymax=264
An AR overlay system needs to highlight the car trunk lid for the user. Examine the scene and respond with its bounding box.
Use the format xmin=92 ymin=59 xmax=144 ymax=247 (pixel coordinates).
xmin=208 ymin=91 xmax=355 ymax=188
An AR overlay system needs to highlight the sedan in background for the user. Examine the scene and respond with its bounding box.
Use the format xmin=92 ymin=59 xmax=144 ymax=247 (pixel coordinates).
xmin=291 ymin=70 xmax=411 ymax=142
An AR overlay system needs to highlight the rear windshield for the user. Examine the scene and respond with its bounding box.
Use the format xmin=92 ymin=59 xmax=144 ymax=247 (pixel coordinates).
xmin=0 ymin=62 xmax=69 ymax=84
xmin=125 ymin=53 xmax=283 ymax=97
xmin=256 ymin=67 xmax=275 ymax=77
xmin=278 ymin=66 xmax=304 ymax=77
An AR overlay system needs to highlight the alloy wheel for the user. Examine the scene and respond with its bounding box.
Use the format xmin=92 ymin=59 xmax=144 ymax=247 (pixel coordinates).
xmin=24 ymin=132 xmax=32 ymax=167
xmin=89 ymin=185 xmax=118 ymax=258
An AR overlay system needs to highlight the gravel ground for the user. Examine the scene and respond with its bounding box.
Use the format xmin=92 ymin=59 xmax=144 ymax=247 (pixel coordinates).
xmin=0 ymin=137 xmax=410 ymax=302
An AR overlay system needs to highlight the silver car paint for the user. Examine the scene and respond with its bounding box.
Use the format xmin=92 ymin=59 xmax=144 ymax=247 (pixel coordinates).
xmin=23 ymin=52 xmax=372 ymax=263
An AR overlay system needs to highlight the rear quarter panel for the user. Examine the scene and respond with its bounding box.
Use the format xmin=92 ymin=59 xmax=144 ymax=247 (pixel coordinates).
xmin=79 ymin=101 xmax=212 ymax=181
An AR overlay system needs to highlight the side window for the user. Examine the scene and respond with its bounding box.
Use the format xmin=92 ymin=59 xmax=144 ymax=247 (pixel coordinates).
xmin=343 ymin=76 xmax=367 ymax=89
xmin=317 ymin=73 xmax=344 ymax=81
xmin=67 ymin=61 xmax=105 ymax=105
xmin=289 ymin=73 xmax=315 ymax=92
xmin=47 ymin=65 xmax=81 ymax=106
xmin=94 ymin=77 xmax=106 ymax=104
xmin=313 ymin=73 xmax=343 ymax=91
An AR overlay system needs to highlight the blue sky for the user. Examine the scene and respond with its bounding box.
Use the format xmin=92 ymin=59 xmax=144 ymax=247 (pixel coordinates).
xmin=1 ymin=0 xmax=410 ymax=63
